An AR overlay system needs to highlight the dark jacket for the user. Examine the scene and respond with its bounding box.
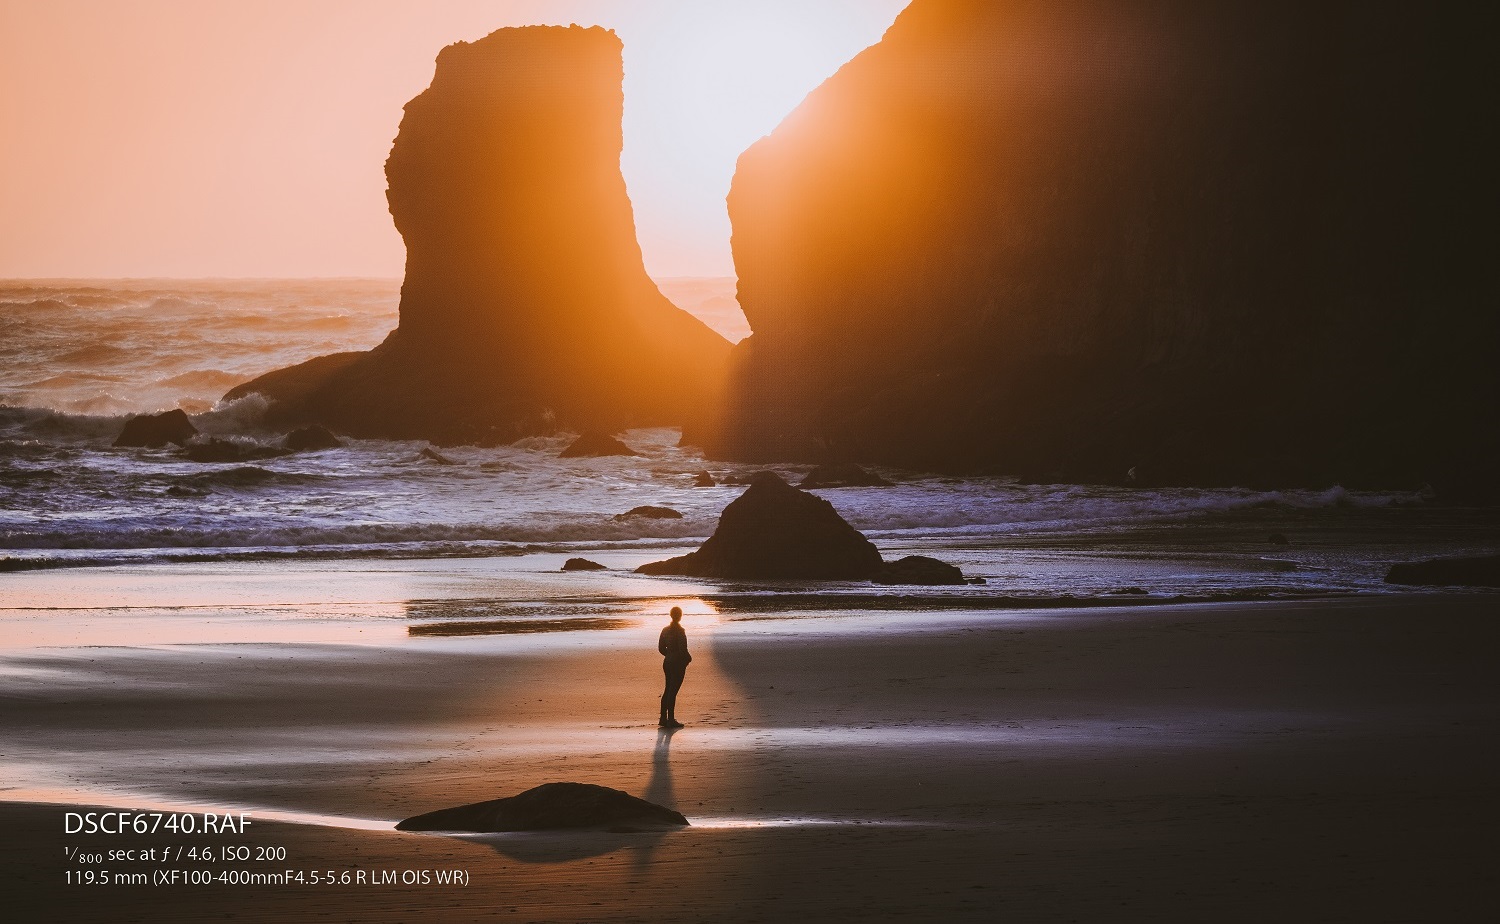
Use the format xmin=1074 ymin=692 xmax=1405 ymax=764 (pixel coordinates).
xmin=658 ymin=623 xmax=691 ymax=667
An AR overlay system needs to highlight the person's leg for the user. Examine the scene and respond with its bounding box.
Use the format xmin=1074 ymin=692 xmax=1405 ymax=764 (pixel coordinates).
xmin=662 ymin=663 xmax=686 ymax=724
xmin=660 ymin=661 xmax=672 ymax=724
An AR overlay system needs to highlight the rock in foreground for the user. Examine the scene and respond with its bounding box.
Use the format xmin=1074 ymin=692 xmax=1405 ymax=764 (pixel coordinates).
xmin=114 ymin=409 xmax=197 ymax=448
xmin=1386 ymin=555 xmax=1500 ymax=588
xmin=637 ymin=472 xmax=881 ymax=579
xmin=873 ymin=555 xmax=965 ymax=586
xmin=396 ymin=782 xmax=688 ymax=832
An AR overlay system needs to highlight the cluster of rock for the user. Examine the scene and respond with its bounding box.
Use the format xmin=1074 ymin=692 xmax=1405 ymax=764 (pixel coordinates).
xmin=211 ymin=8 xmax=1489 ymax=496
xmin=114 ymin=411 xmax=343 ymax=461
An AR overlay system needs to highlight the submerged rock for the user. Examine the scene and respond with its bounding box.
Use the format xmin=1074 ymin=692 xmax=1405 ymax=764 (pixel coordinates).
xmin=637 ymin=472 xmax=881 ymax=579
xmin=396 ymin=782 xmax=688 ymax=832
xmin=178 ymin=439 xmax=292 ymax=464
xmin=800 ymin=463 xmax=892 ymax=489
xmin=419 ymin=446 xmax=456 ymax=464
xmin=873 ymin=555 xmax=965 ymax=586
xmin=561 ymin=558 xmax=607 ymax=571
xmin=283 ymin=425 xmax=343 ymax=451
xmin=560 ymin=432 xmax=638 ymax=458
xmin=223 ymin=26 xmax=728 ymax=443
xmin=615 ymin=506 xmax=682 ymax=520
xmin=1385 ymin=554 xmax=1500 ymax=588
xmin=114 ymin=409 xmax=197 ymax=448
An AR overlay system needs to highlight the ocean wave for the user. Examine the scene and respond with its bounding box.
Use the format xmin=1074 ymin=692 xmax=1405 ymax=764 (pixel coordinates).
xmin=0 ymin=280 xmax=397 ymax=415
xmin=0 ymin=513 xmax=712 ymax=552
xmin=0 ymin=405 xmax=131 ymax=444
xmin=155 ymin=369 xmax=248 ymax=390
xmin=0 ymin=393 xmax=275 ymax=444
xmin=177 ymin=466 xmax=313 ymax=489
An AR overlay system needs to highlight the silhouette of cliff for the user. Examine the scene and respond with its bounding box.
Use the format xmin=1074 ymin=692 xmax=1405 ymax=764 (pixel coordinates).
xmin=704 ymin=1 xmax=1494 ymax=493
xmin=228 ymin=26 xmax=729 ymax=444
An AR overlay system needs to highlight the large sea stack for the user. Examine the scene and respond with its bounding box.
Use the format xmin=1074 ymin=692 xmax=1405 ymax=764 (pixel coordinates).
xmin=705 ymin=1 xmax=1494 ymax=493
xmin=227 ymin=26 xmax=729 ymax=444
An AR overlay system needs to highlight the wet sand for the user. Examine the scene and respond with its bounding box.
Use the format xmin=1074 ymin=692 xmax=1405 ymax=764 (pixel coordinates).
xmin=1 ymin=593 xmax=1495 ymax=921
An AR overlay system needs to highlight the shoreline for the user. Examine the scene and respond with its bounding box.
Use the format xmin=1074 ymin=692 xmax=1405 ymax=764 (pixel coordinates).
xmin=2 ymin=593 xmax=1494 ymax=919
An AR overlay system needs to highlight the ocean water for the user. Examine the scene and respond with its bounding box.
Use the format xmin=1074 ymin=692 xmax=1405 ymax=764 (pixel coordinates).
xmin=1 ymin=279 xmax=1494 ymax=598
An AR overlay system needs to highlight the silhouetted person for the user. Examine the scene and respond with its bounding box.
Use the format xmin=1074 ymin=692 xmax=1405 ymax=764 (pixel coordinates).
xmin=658 ymin=606 xmax=691 ymax=727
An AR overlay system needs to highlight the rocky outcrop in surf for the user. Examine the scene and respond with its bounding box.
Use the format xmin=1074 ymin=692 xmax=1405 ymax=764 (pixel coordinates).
xmin=703 ymin=0 xmax=1495 ymax=493
xmin=114 ymin=410 xmax=197 ymax=448
xmin=559 ymin=431 xmax=638 ymax=458
xmin=874 ymin=555 xmax=966 ymax=586
xmin=637 ymin=472 xmax=884 ymax=579
xmin=226 ymin=26 xmax=729 ymax=444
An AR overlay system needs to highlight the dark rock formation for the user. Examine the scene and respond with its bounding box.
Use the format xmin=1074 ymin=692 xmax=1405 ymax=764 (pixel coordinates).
xmin=178 ymin=439 xmax=292 ymax=464
xmin=704 ymin=0 xmax=1496 ymax=491
xmin=692 ymin=470 xmax=717 ymax=487
xmin=560 ymin=432 xmax=638 ymax=458
xmin=283 ymin=425 xmax=343 ymax=451
xmin=873 ymin=555 xmax=966 ymax=586
xmin=225 ymin=26 xmax=729 ymax=444
xmin=419 ymin=446 xmax=456 ymax=464
xmin=396 ymin=782 xmax=688 ymax=833
xmin=800 ymin=463 xmax=892 ymax=489
xmin=1386 ymin=555 xmax=1500 ymax=588
xmin=615 ymin=505 xmax=682 ymax=520
xmin=114 ymin=409 xmax=197 ymax=448
xmin=561 ymin=558 xmax=607 ymax=571
xmin=637 ymin=472 xmax=882 ymax=579
xmin=1268 ymin=533 xmax=1290 ymax=547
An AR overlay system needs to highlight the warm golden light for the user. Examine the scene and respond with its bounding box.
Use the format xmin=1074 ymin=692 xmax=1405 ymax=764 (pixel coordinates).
xmin=0 ymin=0 xmax=905 ymax=278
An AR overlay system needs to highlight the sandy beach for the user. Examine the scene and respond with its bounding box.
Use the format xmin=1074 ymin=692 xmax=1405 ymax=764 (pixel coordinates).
xmin=2 ymin=572 xmax=1494 ymax=921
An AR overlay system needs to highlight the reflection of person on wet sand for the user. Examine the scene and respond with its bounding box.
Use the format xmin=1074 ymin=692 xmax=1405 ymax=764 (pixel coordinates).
xmin=658 ymin=606 xmax=691 ymax=728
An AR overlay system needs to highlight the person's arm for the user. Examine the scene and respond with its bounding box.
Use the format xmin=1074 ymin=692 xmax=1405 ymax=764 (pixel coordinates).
xmin=658 ymin=627 xmax=670 ymax=656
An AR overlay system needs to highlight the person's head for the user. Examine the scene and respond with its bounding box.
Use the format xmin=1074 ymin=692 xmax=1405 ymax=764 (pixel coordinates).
xmin=669 ymin=606 xmax=682 ymax=623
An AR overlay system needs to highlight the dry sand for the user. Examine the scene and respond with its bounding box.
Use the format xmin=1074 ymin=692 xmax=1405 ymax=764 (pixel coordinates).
xmin=1 ymin=593 xmax=1495 ymax=921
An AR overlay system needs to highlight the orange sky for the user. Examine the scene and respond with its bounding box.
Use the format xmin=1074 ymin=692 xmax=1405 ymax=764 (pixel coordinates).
xmin=0 ymin=0 xmax=905 ymax=279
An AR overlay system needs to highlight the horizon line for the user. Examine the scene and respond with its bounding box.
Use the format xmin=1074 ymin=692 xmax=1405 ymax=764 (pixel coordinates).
xmin=0 ymin=274 xmax=738 ymax=283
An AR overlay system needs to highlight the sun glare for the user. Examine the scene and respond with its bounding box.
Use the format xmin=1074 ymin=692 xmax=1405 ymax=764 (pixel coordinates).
xmin=0 ymin=0 xmax=907 ymax=279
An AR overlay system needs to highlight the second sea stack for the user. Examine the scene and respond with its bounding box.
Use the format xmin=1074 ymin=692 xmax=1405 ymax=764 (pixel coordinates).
xmin=704 ymin=0 xmax=1494 ymax=493
xmin=227 ymin=26 xmax=729 ymax=444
